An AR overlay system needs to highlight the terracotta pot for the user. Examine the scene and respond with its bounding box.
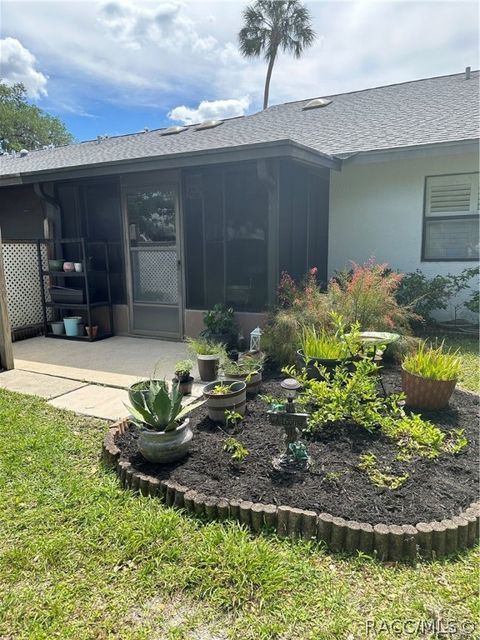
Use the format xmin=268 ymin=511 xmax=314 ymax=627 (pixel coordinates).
xmin=173 ymin=376 xmax=194 ymax=396
xmin=85 ymin=325 xmax=98 ymax=338
xmin=63 ymin=261 xmax=75 ymax=272
xmin=138 ymin=418 xmax=193 ymax=463
xmin=203 ymin=380 xmax=247 ymax=423
xmin=197 ymin=354 xmax=219 ymax=382
xmin=401 ymin=367 xmax=457 ymax=410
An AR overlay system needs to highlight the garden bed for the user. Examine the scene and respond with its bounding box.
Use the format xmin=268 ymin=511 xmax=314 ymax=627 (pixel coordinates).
xmin=106 ymin=367 xmax=479 ymax=560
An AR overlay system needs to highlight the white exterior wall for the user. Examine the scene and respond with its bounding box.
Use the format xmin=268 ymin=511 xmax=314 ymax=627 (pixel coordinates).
xmin=328 ymin=151 xmax=479 ymax=320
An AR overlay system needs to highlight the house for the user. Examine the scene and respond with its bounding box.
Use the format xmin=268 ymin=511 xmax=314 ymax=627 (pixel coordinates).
xmin=0 ymin=69 xmax=478 ymax=340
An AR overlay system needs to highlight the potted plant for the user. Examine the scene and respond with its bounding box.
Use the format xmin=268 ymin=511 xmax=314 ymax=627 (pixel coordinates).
xmin=173 ymin=359 xmax=194 ymax=395
xmin=201 ymin=304 xmax=239 ymax=351
xmin=203 ymin=380 xmax=247 ymax=424
xmin=187 ymin=337 xmax=225 ymax=382
xmin=86 ymin=325 xmax=98 ymax=338
xmin=126 ymin=379 xmax=204 ymax=463
xmin=401 ymin=341 xmax=461 ymax=410
xmin=223 ymin=356 xmax=263 ymax=397
xmin=297 ymin=324 xmax=360 ymax=380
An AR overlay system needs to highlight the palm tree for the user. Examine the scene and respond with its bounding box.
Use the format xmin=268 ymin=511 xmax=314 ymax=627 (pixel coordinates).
xmin=239 ymin=0 xmax=316 ymax=110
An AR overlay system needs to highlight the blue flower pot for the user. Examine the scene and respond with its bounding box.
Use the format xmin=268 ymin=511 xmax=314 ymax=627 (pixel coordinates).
xmin=63 ymin=316 xmax=82 ymax=337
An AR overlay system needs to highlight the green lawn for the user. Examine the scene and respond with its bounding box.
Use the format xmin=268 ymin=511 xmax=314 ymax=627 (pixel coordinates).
xmin=0 ymin=391 xmax=478 ymax=640
xmin=442 ymin=334 xmax=479 ymax=394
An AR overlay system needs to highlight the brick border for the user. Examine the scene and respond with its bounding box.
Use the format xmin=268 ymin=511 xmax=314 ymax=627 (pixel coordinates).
xmin=103 ymin=420 xmax=479 ymax=562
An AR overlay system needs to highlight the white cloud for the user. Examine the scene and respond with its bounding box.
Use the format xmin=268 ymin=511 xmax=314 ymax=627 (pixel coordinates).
xmin=0 ymin=37 xmax=48 ymax=98
xmin=168 ymin=96 xmax=250 ymax=124
xmin=98 ymin=0 xmax=217 ymax=52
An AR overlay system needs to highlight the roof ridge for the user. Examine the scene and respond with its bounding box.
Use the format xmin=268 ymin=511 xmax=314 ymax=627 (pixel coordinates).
xmin=266 ymin=69 xmax=480 ymax=109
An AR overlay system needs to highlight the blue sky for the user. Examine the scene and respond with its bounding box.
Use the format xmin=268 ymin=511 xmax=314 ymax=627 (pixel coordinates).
xmin=1 ymin=0 xmax=479 ymax=142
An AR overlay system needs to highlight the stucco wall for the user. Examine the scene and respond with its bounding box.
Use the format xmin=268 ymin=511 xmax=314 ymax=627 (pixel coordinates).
xmin=329 ymin=151 xmax=479 ymax=320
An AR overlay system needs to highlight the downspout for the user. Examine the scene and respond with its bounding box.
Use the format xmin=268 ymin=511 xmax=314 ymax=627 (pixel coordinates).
xmin=33 ymin=182 xmax=62 ymax=241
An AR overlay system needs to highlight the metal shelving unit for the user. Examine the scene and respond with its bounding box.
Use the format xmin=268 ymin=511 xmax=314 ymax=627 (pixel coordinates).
xmin=37 ymin=238 xmax=114 ymax=342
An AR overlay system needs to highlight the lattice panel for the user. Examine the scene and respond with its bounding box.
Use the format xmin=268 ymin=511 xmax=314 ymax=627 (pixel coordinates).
xmin=132 ymin=248 xmax=178 ymax=304
xmin=3 ymin=242 xmax=51 ymax=329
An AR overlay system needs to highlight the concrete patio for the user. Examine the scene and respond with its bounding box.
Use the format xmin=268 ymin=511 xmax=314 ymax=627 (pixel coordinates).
xmin=0 ymin=336 xmax=204 ymax=421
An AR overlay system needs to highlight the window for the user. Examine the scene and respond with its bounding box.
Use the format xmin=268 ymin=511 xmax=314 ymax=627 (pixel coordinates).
xmin=423 ymin=173 xmax=479 ymax=261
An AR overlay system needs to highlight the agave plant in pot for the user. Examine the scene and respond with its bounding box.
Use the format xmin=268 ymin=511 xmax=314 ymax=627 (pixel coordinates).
xmin=187 ymin=337 xmax=225 ymax=382
xmin=173 ymin=359 xmax=194 ymax=395
xmin=126 ymin=379 xmax=204 ymax=463
xmin=203 ymin=380 xmax=247 ymax=424
xmin=401 ymin=341 xmax=461 ymax=410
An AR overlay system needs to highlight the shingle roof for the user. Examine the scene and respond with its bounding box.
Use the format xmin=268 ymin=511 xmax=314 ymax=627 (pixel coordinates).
xmin=1 ymin=70 xmax=478 ymax=179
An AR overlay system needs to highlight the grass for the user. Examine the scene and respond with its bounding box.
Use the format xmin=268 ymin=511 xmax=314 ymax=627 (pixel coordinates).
xmin=0 ymin=390 xmax=478 ymax=639
xmin=441 ymin=334 xmax=479 ymax=393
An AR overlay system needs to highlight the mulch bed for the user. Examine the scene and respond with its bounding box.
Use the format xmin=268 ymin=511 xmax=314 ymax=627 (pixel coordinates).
xmin=115 ymin=367 xmax=479 ymax=526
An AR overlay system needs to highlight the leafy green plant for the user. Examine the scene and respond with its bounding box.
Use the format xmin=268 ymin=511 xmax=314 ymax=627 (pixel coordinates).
xmin=223 ymin=358 xmax=260 ymax=380
xmin=358 ymin=453 xmax=409 ymax=490
xmin=126 ymin=379 xmax=204 ymax=432
xmin=202 ymin=304 xmax=238 ymax=347
xmin=209 ymin=382 xmax=235 ymax=396
xmin=174 ymin=359 xmax=193 ymax=379
xmin=224 ymin=409 xmax=243 ymax=429
xmin=187 ymin=336 xmax=225 ymax=357
xmin=223 ymin=437 xmax=249 ymax=461
xmin=403 ymin=341 xmax=461 ymax=381
xmin=300 ymin=313 xmax=361 ymax=361
xmin=444 ymin=429 xmax=469 ymax=454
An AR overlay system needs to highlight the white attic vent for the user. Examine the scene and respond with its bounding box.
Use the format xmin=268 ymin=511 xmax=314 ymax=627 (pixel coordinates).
xmin=303 ymin=98 xmax=332 ymax=110
xmin=160 ymin=126 xmax=187 ymax=136
xmin=195 ymin=120 xmax=223 ymax=131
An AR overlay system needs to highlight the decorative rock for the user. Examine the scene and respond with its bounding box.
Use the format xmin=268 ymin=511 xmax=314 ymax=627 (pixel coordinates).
xmin=193 ymin=493 xmax=206 ymax=516
xmin=416 ymin=522 xmax=433 ymax=559
xmin=204 ymin=497 xmax=218 ymax=520
xmin=389 ymin=525 xmax=405 ymax=562
xmin=262 ymin=504 xmax=277 ymax=529
xmin=441 ymin=519 xmax=458 ymax=555
xmin=183 ymin=490 xmax=196 ymax=512
xmin=229 ymin=499 xmax=242 ymax=521
xmin=358 ymin=523 xmax=374 ymax=554
xmin=174 ymin=485 xmax=187 ymax=509
xmin=402 ymin=525 xmax=418 ymax=561
xmin=317 ymin=512 xmax=333 ymax=545
xmin=239 ymin=501 xmax=253 ymax=527
xmin=250 ymin=503 xmax=265 ymax=532
xmin=217 ymin=499 xmax=230 ymax=521
xmin=345 ymin=521 xmax=361 ymax=554
xmin=431 ymin=521 xmax=446 ymax=557
xmin=148 ymin=477 xmax=161 ymax=497
xmin=277 ymin=506 xmax=290 ymax=538
xmin=373 ymin=523 xmax=390 ymax=560
xmin=301 ymin=510 xmax=317 ymax=541
xmin=330 ymin=517 xmax=347 ymax=552
xmin=451 ymin=516 xmax=469 ymax=549
xmin=288 ymin=507 xmax=303 ymax=539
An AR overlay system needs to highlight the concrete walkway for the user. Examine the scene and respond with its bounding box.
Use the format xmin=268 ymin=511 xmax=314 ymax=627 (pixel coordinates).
xmin=0 ymin=336 xmax=205 ymax=421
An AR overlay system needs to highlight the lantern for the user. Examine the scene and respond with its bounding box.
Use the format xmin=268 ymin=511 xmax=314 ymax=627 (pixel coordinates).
xmin=281 ymin=378 xmax=301 ymax=413
xmin=249 ymin=326 xmax=262 ymax=352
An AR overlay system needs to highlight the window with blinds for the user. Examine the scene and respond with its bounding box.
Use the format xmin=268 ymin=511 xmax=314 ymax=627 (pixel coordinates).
xmin=423 ymin=173 xmax=479 ymax=261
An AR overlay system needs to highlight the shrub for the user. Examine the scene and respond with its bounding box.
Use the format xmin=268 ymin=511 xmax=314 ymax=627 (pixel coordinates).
xmin=261 ymin=309 xmax=301 ymax=368
xmin=202 ymin=304 xmax=238 ymax=346
xmin=329 ymin=258 xmax=413 ymax=331
xmin=383 ymin=335 xmax=422 ymax=364
xmin=300 ymin=314 xmax=361 ymax=361
xmin=403 ymin=341 xmax=461 ymax=381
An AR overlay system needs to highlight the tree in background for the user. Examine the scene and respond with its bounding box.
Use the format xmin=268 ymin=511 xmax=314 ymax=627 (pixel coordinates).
xmin=238 ymin=0 xmax=316 ymax=110
xmin=0 ymin=81 xmax=73 ymax=152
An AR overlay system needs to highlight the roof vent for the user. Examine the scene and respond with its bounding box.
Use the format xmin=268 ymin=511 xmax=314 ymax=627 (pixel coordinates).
xmin=160 ymin=126 xmax=187 ymax=136
xmin=19 ymin=149 xmax=29 ymax=157
xmin=143 ymin=127 xmax=150 ymax=133
xmin=303 ymin=98 xmax=332 ymax=110
xmin=465 ymin=66 xmax=471 ymax=80
xmin=195 ymin=120 xmax=223 ymax=131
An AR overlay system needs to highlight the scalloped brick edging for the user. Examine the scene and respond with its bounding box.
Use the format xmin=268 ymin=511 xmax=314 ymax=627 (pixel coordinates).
xmin=103 ymin=420 xmax=479 ymax=562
